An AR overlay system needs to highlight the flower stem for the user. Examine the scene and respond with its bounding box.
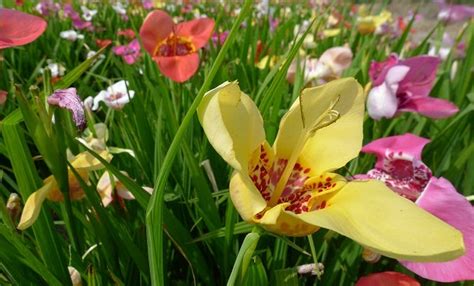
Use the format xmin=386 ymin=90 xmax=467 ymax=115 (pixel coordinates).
xmin=307 ymin=234 xmax=323 ymax=279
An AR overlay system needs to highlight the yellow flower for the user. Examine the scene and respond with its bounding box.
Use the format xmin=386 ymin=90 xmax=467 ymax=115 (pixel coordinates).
xmin=357 ymin=10 xmax=392 ymax=34
xmin=17 ymin=150 xmax=111 ymax=230
xmin=197 ymin=79 xmax=464 ymax=262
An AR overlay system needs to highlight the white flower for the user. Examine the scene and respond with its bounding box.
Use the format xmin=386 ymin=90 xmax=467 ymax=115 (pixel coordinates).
xmin=41 ymin=61 xmax=66 ymax=77
xmin=92 ymin=80 xmax=135 ymax=110
xmin=60 ymin=30 xmax=84 ymax=41
xmin=112 ymin=2 xmax=127 ymax=15
xmin=86 ymin=50 xmax=105 ymax=61
xmin=81 ymin=6 xmax=97 ymax=21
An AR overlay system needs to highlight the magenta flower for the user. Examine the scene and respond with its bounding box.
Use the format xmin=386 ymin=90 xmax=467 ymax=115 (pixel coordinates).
xmin=63 ymin=4 xmax=93 ymax=31
xmin=211 ymin=31 xmax=229 ymax=46
xmin=358 ymin=134 xmax=474 ymax=282
xmin=112 ymin=39 xmax=141 ymax=65
xmin=436 ymin=0 xmax=474 ymax=24
xmin=47 ymin=88 xmax=86 ymax=130
xmin=367 ymin=54 xmax=458 ymax=120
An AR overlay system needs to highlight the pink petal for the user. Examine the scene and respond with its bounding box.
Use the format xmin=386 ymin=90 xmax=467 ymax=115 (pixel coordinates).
xmin=398 ymin=56 xmax=440 ymax=98
xmin=361 ymin=134 xmax=430 ymax=169
xmin=401 ymin=177 xmax=474 ymax=282
xmin=176 ymin=18 xmax=215 ymax=50
xmin=155 ymin=53 xmax=200 ymax=82
xmin=369 ymin=54 xmax=399 ymax=86
xmin=139 ymin=10 xmax=174 ymax=55
xmin=318 ymin=46 xmax=353 ymax=75
xmin=112 ymin=45 xmax=127 ymax=55
xmin=398 ymin=96 xmax=459 ymax=119
xmin=356 ymin=271 xmax=420 ymax=286
xmin=0 ymin=9 xmax=47 ymax=49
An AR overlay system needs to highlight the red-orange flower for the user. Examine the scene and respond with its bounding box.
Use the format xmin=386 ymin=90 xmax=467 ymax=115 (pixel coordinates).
xmin=0 ymin=8 xmax=47 ymax=49
xmin=356 ymin=272 xmax=420 ymax=286
xmin=139 ymin=10 xmax=214 ymax=82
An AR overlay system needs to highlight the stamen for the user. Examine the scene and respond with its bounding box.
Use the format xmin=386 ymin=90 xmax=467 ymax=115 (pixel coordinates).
xmin=268 ymin=95 xmax=342 ymax=206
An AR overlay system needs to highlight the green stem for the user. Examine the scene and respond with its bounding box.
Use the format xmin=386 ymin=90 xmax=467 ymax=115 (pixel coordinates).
xmin=227 ymin=227 xmax=261 ymax=286
xmin=145 ymin=1 xmax=253 ymax=285
xmin=307 ymin=234 xmax=322 ymax=279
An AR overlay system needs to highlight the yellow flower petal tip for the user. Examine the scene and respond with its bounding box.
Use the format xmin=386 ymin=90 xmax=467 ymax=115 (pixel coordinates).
xmin=17 ymin=182 xmax=53 ymax=230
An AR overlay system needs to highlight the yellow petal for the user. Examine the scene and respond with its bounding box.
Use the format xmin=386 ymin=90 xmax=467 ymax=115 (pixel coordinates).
xmin=292 ymin=180 xmax=465 ymax=262
xmin=71 ymin=150 xmax=111 ymax=171
xmin=273 ymin=78 xmax=363 ymax=174
xmin=17 ymin=180 xmax=54 ymax=230
xmin=256 ymin=203 xmax=319 ymax=237
xmin=299 ymin=80 xmax=365 ymax=175
xmin=198 ymin=81 xmax=265 ymax=173
xmin=229 ymin=171 xmax=267 ymax=222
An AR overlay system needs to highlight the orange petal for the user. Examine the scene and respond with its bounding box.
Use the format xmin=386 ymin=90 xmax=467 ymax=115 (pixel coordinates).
xmin=155 ymin=53 xmax=199 ymax=82
xmin=139 ymin=10 xmax=174 ymax=55
xmin=176 ymin=18 xmax=215 ymax=50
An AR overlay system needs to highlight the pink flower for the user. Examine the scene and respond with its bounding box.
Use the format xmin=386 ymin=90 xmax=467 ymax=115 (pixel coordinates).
xmin=211 ymin=31 xmax=229 ymax=46
xmin=0 ymin=90 xmax=7 ymax=105
xmin=436 ymin=0 xmax=474 ymax=24
xmin=358 ymin=134 xmax=474 ymax=282
xmin=112 ymin=39 xmax=141 ymax=65
xmin=47 ymin=88 xmax=86 ymax=130
xmin=367 ymin=54 xmax=458 ymax=120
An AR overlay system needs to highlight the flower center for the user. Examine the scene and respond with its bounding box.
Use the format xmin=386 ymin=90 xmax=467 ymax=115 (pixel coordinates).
xmin=154 ymin=34 xmax=196 ymax=57
xmin=367 ymin=151 xmax=432 ymax=201
xmin=249 ymin=143 xmax=344 ymax=215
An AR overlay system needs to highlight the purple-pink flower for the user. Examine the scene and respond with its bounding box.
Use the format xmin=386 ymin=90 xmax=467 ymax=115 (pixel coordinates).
xmin=112 ymin=39 xmax=141 ymax=65
xmin=367 ymin=54 xmax=458 ymax=120
xmin=358 ymin=134 xmax=474 ymax=282
xmin=436 ymin=0 xmax=474 ymax=24
xmin=47 ymin=88 xmax=86 ymax=130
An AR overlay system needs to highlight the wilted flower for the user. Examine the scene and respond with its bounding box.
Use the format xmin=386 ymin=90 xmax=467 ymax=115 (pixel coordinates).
xmin=139 ymin=10 xmax=215 ymax=82
xmin=367 ymin=54 xmax=458 ymax=120
xmin=198 ymin=79 xmax=463 ymax=261
xmin=91 ymin=80 xmax=135 ymax=110
xmin=17 ymin=150 xmax=111 ymax=230
xmin=0 ymin=8 xmax=47 ymax=49
xmin=359 ymin=134 xmax=474 ymax=282
xmin=60 ymin=30 xmax=84 ymax=41
xmin=47 ymin=88 xmax=87 ymax=130
xmin=112 ymin=39 xmax=141 ymax=64
xmin=68 ymin=266 xmax=82 ymax=286
xmin=6 ymin=193 xmax=22 ymax=222
xmin=97 ymin=171 xmax=153 ymax=207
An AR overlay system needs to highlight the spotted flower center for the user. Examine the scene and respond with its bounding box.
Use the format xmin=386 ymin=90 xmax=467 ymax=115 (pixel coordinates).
xmin=249 ymin=143 xmax=344 ymax=215
xmin=154 ymin=34 xmax=196 ymax=57
xmin=367 ymin=151 xmax=432 ymax=201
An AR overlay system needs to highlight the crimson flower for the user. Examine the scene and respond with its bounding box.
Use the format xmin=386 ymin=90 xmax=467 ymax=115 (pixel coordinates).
xmin=139 ymin=10 xmax=214 ymax=82
xmin=0 ymin=8 xmax=47 ymax=49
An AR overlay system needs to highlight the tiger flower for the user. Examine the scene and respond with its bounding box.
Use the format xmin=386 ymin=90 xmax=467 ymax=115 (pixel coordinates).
xmin=197 ymin=78 xmax=464 ymax=262
xmin=17 ymin=150 xmax=111 ymax=230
